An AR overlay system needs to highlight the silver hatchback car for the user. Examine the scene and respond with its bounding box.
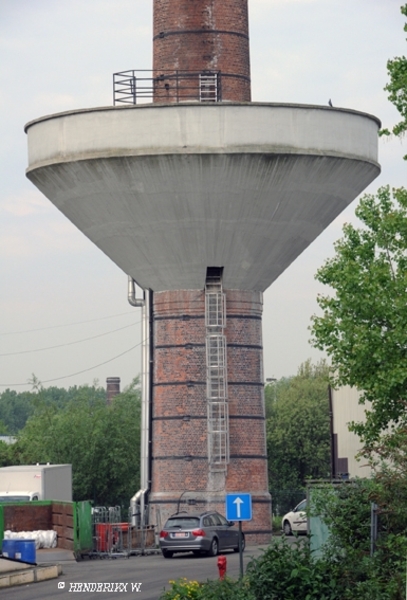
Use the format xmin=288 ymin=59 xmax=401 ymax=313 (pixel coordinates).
xmin=159 ymin=510 xmax=245 ymax=558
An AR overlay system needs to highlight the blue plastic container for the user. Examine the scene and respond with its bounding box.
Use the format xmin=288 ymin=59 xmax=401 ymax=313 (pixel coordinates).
xmin=14 ymin=539 xmax=36 ymax=564
xmin=2 ymin=539 xmax=17 ymax=558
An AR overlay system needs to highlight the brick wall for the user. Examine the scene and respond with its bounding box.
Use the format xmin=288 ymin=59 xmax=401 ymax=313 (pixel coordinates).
xmin=4 ymin=504 xmax=52 ymax=532
xmin=3 ymin=502 xmax=74 ymax=550
xmin=149 ymin=288 xmax=271 ymax=543
xmin=153 ymin=0 xmax=251 ymax=102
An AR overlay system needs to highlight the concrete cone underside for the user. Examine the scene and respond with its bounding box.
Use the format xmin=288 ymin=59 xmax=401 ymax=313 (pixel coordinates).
xmin=25 ymin=103 xmax=381 ymax=293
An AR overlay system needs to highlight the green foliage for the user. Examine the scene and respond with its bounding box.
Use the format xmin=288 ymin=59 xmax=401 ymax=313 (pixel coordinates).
xmin=0 ymin=419 xmax=9 ymax=435
xmin=366 ymin=426 xmax=407 ymax=536
xmin=0 ymin=389 xmax=36 ymax=434
xmin=0 ymin=440 xmax=14 ymax=467
xmin=266 ymin=359 xmax=331 ymax=512
xmin=272 ymin=515 xmax=282 ymax=533
xmin=161 ymin=541 xmax=387 ymax=600
xmin=0 ymin=381 xmax=107 ymax=435
xmin=160 ymin=577 xmax=254 ymax=600
xmin=11 ymin=379 xmax=141 ymax=505
xmin=311 ymin=186 xmax=407 ymax=443
xmin=310 ymin=480 xmax=407 ymax=600
xmin=380 ymin=4 xmax=407 ymax=158
xmin=311 ymin=480 xmax=375 ymax=557
xmin=161 ymin=578 xmax=202 ymax=600
xmin=246 ymin=538 xmax=341 ymax=600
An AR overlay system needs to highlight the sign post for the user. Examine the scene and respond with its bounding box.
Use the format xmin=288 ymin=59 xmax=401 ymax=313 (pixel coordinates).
xmin=225 ymin=493 xmax=252 ymax=577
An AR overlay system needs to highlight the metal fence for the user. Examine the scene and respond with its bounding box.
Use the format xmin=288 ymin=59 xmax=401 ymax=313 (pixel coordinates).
xmin=92 ymin=506 xmax=156 ymax=558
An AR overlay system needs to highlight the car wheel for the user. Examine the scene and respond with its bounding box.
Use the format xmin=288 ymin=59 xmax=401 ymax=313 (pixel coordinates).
xmin=233 ymin=535 xmax=245 ymax=552
xmin=162 ymin=549 xmax=173 ymax=558
xmin=207 ymin=538 xmax=219 ymax=557
xmin=283 ymin=520 xmax=292 ymax=536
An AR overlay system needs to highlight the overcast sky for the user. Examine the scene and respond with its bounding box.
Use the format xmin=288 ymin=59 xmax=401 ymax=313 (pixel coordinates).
xmin=1 ymin=0 xmax=406 ymax=393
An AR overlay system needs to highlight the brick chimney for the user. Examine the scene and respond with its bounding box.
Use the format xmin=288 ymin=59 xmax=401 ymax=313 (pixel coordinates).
xmin=106 ymin=377 xmax=121 ymax=404
xmin=153 ymin=0 xmax=251 ymax=102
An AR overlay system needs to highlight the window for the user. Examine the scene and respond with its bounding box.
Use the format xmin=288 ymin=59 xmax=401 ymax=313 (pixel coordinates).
xmin=165 ymin=517 xmax=200 ymax=528
xmin=210 ymin=514 xmax=222 ymax=526
xmin=217 ymin=514 xmax=229 ymax=526
xmin=295 ymin=501 xmax=307 ymax=513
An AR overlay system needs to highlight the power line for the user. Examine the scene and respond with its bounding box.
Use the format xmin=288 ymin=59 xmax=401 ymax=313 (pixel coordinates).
xmin=0 ymin=321 xmax=141 ymax=357
xmin=0 ymin=311 xmax=137 ymax=336
xmin=0 ymin=339 xmax=146 ymax=387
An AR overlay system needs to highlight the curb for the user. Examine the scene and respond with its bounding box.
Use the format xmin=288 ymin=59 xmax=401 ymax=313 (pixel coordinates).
xmin=0 ymin=564 xmax=62 ymax=588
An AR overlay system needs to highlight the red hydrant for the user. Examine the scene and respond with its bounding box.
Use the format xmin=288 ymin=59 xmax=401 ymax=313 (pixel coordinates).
xmin=217 ymin=555 xmax=227 ymax=580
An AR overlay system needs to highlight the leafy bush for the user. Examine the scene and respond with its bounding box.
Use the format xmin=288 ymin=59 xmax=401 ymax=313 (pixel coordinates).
xmin=271 ymin=515 xmax=282 ymax=533
xmin=159 ymin=531 xmax=406 ymax=600
xmin=310 ymin=480 xmax=407 ymax=600
xmin=159 ymin=577 xmax=254 ymax=600
xmin=311 ymin=480 xmax=374 ymax=557
xmin=160 ymin=578 xmax=202 ymax=600
xmin=246 ymin=537 xmax=341 ymax=600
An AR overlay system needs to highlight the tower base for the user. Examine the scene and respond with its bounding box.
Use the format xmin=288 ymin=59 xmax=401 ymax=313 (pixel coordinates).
xmin=150 ymin=288 xmax=272 ymax=543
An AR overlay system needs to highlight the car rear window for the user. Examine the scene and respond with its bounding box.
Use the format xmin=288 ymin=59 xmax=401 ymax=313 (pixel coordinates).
xmin=165 ymin=517 xmax=200 ymax=528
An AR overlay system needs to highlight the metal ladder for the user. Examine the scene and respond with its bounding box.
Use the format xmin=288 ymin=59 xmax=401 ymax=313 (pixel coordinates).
xmin=199 ymin=73 xmax=218 ymax=102
xmin=205 ymin=271 xmax=229 ymax=471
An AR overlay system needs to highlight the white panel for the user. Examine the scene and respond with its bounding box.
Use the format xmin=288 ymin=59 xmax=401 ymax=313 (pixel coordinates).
xmin=332 ymin=385 xmax=373 ymax=478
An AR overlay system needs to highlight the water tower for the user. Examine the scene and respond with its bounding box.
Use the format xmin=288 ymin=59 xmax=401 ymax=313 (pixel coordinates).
xmin=25 ymin=0 xmax=380 ymax=542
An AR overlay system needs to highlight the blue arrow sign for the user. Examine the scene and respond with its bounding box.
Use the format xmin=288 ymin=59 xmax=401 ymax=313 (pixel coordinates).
xmin=225 ymin=493 xmax=252 ymax=521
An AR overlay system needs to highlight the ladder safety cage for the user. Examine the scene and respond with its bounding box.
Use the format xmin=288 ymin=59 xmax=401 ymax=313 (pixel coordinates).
xmin=205 ymin=271 xmax=229 ymax=471
xmin=205 ymin=292 xmax=226 ymax=328
xmin=206 ymin=335 xmax=227 ymax=400
xmin=207 ymin=396 xmax=229 ymax=468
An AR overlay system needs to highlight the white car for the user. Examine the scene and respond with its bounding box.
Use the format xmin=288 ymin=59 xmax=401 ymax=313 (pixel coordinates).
xmin=282 ymin=499 xmax=307 ymax=535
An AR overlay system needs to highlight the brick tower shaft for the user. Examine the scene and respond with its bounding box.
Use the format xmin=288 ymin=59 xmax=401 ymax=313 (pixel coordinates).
xmin=149 ymin=288 xmax=271 ymax=542
xmin=153 ymin=0 xmax=251 ymax=102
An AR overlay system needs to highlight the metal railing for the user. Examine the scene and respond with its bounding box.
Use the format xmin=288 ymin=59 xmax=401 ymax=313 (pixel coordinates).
xmin=113 ymin=70 xmax=221 ymax=105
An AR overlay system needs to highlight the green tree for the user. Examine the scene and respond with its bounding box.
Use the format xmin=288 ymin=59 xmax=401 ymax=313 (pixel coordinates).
xmin=0 ymin=381 xmax=104 ymax=434
xmin=0 ymin=418 xmax=8 ymax=435
xmin=13 ymin=379 xmax=141 ymax=506
xmin=90 ymin=381 xmax=141 ymax=506
xmin=380 ymin=3 xmax=407 ymax=158
xmin=0 ymin=389 xmax=36 ymax=433
xmin=0 ymin=440 xmax=14 ymax=467
xmin=311 ymin=186 xmax=407 ymax=444
xmin=266 ymin=360 xmax=331 ymax=513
